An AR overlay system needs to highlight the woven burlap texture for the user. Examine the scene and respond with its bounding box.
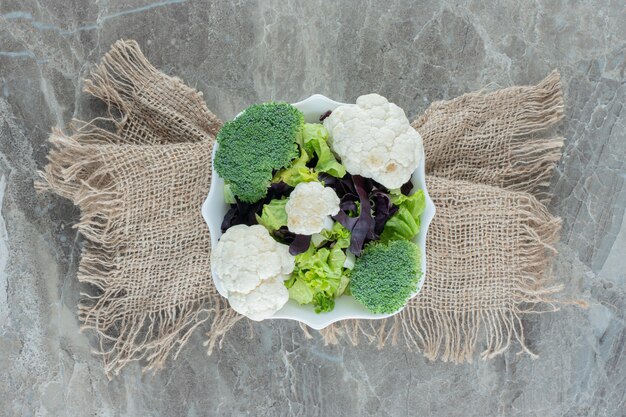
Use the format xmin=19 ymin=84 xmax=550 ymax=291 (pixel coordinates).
xmin=37 ymin=41 xmax=240 ymax=377
xmin=38 ymin=40 xmax=568 ymax=376
xmin=413 ymin=72 xmax=564 ymax=203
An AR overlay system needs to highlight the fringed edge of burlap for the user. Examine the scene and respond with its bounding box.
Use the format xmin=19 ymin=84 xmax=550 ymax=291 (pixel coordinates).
xmin=414 ymin=70 xmax=565 ymax=203
xmin=504 ymin=136 xmax=564 ymax=203
xmin=83 ymin=39 xmax=158 ymax=120
xmin=414 ymin=70 xmax=564 ymax=135
xmin=308 ymin=192 xmax=586 ymax=362
xmin=506 ymin=69 xmax=564 ymax=136
xmin=36 ymin=129 xmax=241 ymax=379
xmin=82 ymin=39 xmax=223 ymax=140
xmin=501 ymin=70 xmax=565 ymax=203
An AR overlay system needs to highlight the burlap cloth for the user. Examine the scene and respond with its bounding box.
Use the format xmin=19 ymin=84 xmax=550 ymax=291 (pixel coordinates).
xmin=38 ymin=40 xmax=575 ymax=377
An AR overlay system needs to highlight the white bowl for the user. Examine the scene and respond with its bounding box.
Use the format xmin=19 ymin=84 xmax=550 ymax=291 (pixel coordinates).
xmin=202 ymin=94 xmax=436 ymax=330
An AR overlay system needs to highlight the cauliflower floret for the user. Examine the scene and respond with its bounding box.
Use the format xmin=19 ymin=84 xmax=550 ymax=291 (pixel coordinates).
xmin=212 ymin=224 xmax=294 ymax=294
xmin=285 ymin=182 xmax=340 ymax=235
xmin=228 ymin=276 xmax=289 ymax=321
xmin=324 ymin=93 xmax=423 ymax=189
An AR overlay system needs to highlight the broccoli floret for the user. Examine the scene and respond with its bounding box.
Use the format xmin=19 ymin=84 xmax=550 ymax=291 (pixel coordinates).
xmin=215 ymin=103 xmax=303 ymax=203
xmin=350 ymin=240 xmax=421 ymax=314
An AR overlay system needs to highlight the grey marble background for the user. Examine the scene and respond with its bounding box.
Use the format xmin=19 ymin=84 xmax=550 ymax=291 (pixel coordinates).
xmin=0 ymin=0 xmax=624 ymax=416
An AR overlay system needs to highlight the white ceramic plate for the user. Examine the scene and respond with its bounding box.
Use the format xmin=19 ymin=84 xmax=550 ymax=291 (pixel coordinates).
xmin=202 ymin=94 xmax=436 ymax=330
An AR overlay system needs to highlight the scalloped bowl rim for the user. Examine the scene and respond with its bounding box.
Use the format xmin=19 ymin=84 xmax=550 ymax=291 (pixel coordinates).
xmin=202 ymin=94 xmax=436 ymax=330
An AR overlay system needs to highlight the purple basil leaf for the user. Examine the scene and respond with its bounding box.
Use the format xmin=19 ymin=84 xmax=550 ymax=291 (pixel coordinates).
xmin=273 ymin=226 xmax=295 ymax=244
xmin=362 ymin=177 xmax=376 ymax=193
xmin=222 ymin=182 xmax=293 ymax=233
xmin=348 ymin=175 xmax=376 ymax=255
xmin=236 ymin=200 xmax=257 ymax=225
xmin=340 ymin=198 xmax=358 ymax=214
xmin=400 ymin=179 xmax=414 ymax=195
xmin=318 ymin=172 xmax=336 ymax=187
xmin=319 ymin=110 xmax=332 ymax=121
xmin=341 ymin=176 xmax=357 ymax=195
xmin=221 ymin=200 xmax=261 ymax=232
xmin=221 ymin=205 xmax=239 ymax=232
xmin=333 ymin=210 xmax=358 ymax=230
xmin=370 ymin=178 xmax=388 ymax=192
xmin=289 ymin=234 xmax=311 ymax=255
xmin=371 ymin=191 xmax=398 ymax=235
xmin=323 ymin=172 xmax=356 ymax=197
xmin=325 ymin=173 xmax=379 ymax=255
xmin=268 ymin=181 xmax=293 ymax=199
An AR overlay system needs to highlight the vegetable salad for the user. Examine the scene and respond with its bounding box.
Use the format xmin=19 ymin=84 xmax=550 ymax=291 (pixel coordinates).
xmin=213 ymin=94 xmax=425 ymax=321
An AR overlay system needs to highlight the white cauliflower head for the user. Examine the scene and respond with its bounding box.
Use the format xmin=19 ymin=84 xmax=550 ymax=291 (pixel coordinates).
xmin=285 ymin=182 xmax=340 ymax=235
xmin=212 ymin=224 xmax=294 ymax=294
xmin=228 ymin=276 xmax=289 ymax=321
xmin=323 ymin=93 xmax=423 ymax=189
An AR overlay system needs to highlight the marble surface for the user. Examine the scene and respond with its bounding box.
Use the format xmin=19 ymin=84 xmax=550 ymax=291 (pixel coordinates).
xmin=0 ymin=0 xmax=624 ymax=416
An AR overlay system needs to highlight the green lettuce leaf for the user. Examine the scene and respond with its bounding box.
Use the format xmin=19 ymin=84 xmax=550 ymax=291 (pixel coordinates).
xmin=273 ymin=164 xmax=318 ymax=186
xmin=336 ymin=271 xmax=351 ymax=297
xmin=272 ymin=128 xmax=317 ymax=186
xmin=272 ymin=149 xmax=317 ymax=186
xmin=302 ymin=123 xmax=346 ymax=178
xmin=328 ymin=244 xmax=347 ymax=273
xmin=320 ymin=222 xmax=351 ymax=249
xmin=256 ymin=198 xmax=288 ymax=232
xmin=380 ymin=190 xmax=426 ymax=242
xmin=313 ymin=292 xmax=335 ymax=313
xmin=287 ymin=241 xmax=351 ymax=313
xmin=295 ymin=246 xmax=340 ymax=294
xmin=284 ymin=220 xmax=353 ymax=313
xmin=272 ymin=123 xmax=345 ymax=186
xmin=223 ymin=183 xmax=236 ymax=204
xmin=283 ymin=274 xmax=296 ymax=288
xmin=288 ymin=278 xmax=314 ymax=304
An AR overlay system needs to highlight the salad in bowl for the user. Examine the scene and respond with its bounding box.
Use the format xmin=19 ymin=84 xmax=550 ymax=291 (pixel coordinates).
xmin=202 ymin=94 xmax=435 ymax=329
